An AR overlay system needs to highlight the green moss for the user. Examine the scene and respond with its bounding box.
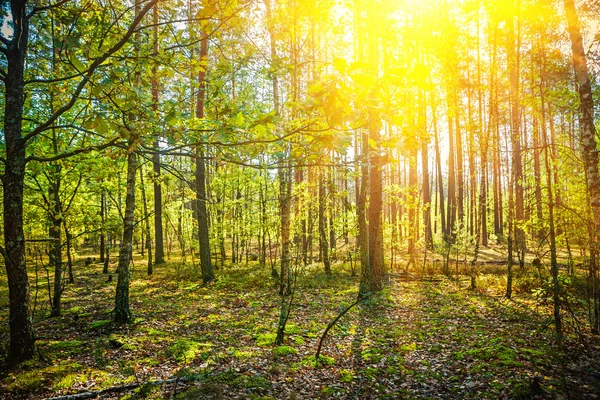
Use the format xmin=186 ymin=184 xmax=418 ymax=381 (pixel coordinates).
xmin=66 ymin=306 xmax=83 ymax=314
xmin=207 ymin=370 xmax=270 ymax=389
xmin=299 ymin=354 xmax=335 ymax=367
xmin=90 ymin=319 xmax=112 ymax=330
xmin=52 ymin=373 xmax=85 ymax=390
xmin=255 ymin=333 xmax=276 ymax=347
xmin=49 ymin=340 xmax=84 ymax=351
xmin=9 ymin=371 xmax=46 ymax=392
xmin=136 ymin=357 xmax=159 ymax=367
xmin=292 ymin=336 xmax=305 ymax=345
xmin=285 ymin=324 xmax=302 ymax=334
xmin=168 ymin=339 xmax=212 ymax=364
xmin=273 ymin=345 xmax=298 ymax=357
xmin=232 ymin=349 xmax=255 ymax=359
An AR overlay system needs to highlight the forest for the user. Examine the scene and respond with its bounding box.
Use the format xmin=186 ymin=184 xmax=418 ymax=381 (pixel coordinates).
xmin=1 ymin=0 xmax=600 ymax=398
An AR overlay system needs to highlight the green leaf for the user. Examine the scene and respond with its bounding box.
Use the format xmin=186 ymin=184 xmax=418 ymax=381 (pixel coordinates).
xmin=234 ymin=112 xmax=245 ymax=126
xmin=254 ymin=124 xmax=267 ymax=137
xmin=166 ymin=111 xmax=179 ymax=126
xmin=96 ymin=117 xmax=109 ymax=134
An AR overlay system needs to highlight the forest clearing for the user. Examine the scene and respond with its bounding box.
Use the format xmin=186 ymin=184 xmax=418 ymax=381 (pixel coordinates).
xmin=0 ymin=251 xmax=599 ymax=399
xmin=2 ymin=0 xmax=600 ymax=398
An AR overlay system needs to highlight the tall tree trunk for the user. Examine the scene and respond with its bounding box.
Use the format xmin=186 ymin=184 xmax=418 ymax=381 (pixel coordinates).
xmin=433 ymin=109 xmax=446 ymax=237
xmin=140 ymin=167 xmax=153 ymax=275
xmin=195 ymin=33 xmax=215 ymax=284
xmin=358 ymin=130 xmax=371 ymax=297
xmin=408 ymin=148 xmax=418 ymax=264
xmin=446 ymin=86 xmax=457 ymax=241
xmin=319 ymin=168 xmax=331 ymax=275
xmin=564 ymin=0 xmax=600 ymax=263
xmin=508 ymin=6 xmax=526 ymax=266
xmin=50 ymin=175 xmax=63 ymax=317
xmin=114 ymin=147 xmax=137 ymax=323
xmin=100 ymin=190 xmax=106 ymax=263
xmin=151 ymin=2 xmax=164 ymax=265
xmin=64 ymin=224 xmax=74 ymax=284
xmin=368 ymin=115 xmax=385 ymax=291
xmin=543 ymin=103 xmax=563 ymax=347
xmin=1 ymin=0 xmax=35 ymax=362
xmin=420 ymin=96 xmax=433 ymax=249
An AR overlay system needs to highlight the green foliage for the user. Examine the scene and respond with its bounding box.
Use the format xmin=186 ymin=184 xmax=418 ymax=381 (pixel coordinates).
xmin=254 ymin=333 xmax=276 ymax=347
xmin=273 ymin=345 xmax=298 ymax=357
xmin=89 ymin=319 xmax=112 ymax=331
xmin=167 ymin=339 xmax=212 ymax=364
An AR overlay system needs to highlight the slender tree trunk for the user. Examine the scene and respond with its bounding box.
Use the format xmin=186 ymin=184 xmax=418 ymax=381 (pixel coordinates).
xmin=408 ymin=148 xmax=418 ymax=263
xmin=446 ymin=86 xmax=457 ymax=240
xmin=319 ymin=168 xmax=331 ymax=275
xmin=433 ymin=109 xmax=446 ymax=237
xmin=195 ymin=33 xmax=215 ymax=284
xmin=152 ymin=2 xmax=165 ymax=265
xmin=1 ymin=0 xmax=35 ymax=362
xmin=64 ymin=225 xmax=74 ymax=284
xmin=564 ymin=0 xmax=600 ymax=262
xmin=50 ymin=175 xmax=63 ymax=317
xmin=114 ymin=148 xmax=137 ymax=323
xmin=543 ymin=105 xmax=563 ymax=347
xmin=140 ymin=167 xmax=153 ymax=275
xmin=100 ymin=191 xmax=106 ymax=263
xmin=358 ymin=130 xmax=371 ymax=297
xmin=508 ymin=7 xmax=526 ymax=266
xmin=368 ymin=115 xmax=386 ymax=291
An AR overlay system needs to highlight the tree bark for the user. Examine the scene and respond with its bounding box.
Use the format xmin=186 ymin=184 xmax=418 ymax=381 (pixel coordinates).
xmin=151 ymin=3 xmax=165 ymax=265
xmin=564 ymin=0 xmax=600 ymax=257
xmin=140 ymin=167 xmax=153 ymax=275
xmin=195 ymin=33 xmax=215 ymax=284
xmin=319 ymin=168 xmax=331 ymax=275
xmin=1 ymin=0 xmax=35 ymax=362
xmin=114 ymin=147 xmax=137 ymax=323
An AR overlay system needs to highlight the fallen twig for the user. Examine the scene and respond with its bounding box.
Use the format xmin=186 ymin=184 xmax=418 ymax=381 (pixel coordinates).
xmin=315 ymin=293 xmax=372 ymax=366
xmin=46 ymin=377 xmax=189 ymax=400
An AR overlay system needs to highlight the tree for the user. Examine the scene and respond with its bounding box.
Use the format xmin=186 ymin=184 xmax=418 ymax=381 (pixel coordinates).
xmin=0 ymin=0 xmax=157 ymax=361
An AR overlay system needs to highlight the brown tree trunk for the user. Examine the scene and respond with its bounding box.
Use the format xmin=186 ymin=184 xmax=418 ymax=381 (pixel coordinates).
xmin=114 ymin=147 xmax=137 ymax=323
xmin=420 ymin=95 xmax=433 ymax=249
xmin=564 ymin=0 xmax=600 ymax=257
xmin=151 ymin=3 xmax=164 ymax=265
xmin=140 ymin=167 xmax=153 ymax=275
xmin=50 ymin=174 xmax=63 ymax=317
xmin=508 ymin=7 xmax=526 ymax=266
xmin=1 ymin=0 xmax=35 ymax=362
xmin=358 ymin=130 xmax=371 ymax=297
xmin=195 ymin=33 xmax=215 ymax=284
xmin=319 ymin=168 xmax=331 ymax=275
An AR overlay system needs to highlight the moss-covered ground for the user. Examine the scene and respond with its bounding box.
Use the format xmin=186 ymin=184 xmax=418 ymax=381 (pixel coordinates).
xmin=0 ymin=253 xmax=598 ymax=399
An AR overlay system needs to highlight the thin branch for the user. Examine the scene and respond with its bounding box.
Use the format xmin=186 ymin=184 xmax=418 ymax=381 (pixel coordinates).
xmin=25 ymin=71 xmax=86 ymax=85
xmin=30 ymin=0 xmax=72 ymax=15
xmin=26 ymin=137 xmax=122 ymax=163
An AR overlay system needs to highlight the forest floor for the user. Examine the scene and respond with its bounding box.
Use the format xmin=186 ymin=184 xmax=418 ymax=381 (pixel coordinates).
xmin=1 ymin=253 xmax=599 ymax=399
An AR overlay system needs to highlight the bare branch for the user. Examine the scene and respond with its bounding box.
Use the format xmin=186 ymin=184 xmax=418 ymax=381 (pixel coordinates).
xmin=25 ymin=71 xmax=86 ymax=85
xmin=26 ymin=137 xmax=122 ymax=163
xmin=29 ymin=0 xmax=72 ymax=15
